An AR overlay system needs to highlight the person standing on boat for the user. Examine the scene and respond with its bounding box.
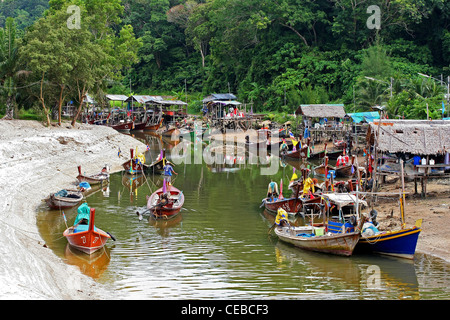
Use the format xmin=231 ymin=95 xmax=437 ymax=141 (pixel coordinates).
xmin=302 ymin=172 xmax=315 ymax=197
xmin=267 ymin=179 xmax=279 ymax=202
xmin=163 ymin=162 xmax=178 ymax=185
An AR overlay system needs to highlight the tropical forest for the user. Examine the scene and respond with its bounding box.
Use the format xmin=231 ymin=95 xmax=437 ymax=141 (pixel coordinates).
xmin=1 ymin=0 xmax=450 ymax=123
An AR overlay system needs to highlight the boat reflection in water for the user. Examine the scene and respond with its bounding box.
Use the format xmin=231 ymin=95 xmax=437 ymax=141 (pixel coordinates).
xmin=64 ymin=244 xmax=111 ymax=279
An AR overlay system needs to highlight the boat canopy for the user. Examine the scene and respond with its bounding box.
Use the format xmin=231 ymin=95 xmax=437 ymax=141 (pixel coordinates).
xmin=74 ymin=203 xmax=90 ymax=225
xmin=321 ymin=193 xmax=367 ymax=208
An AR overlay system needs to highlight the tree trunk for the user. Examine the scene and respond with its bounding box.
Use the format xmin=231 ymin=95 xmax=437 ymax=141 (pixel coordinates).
xmin=71 ymin=82 xmax=87 ymax=127
xmin=57 ymin=84 xmax=65 ymax=126
xmin=39 ymin=72 xmax=51 ymax=127
xmin=280 ymin=23 xmax=309 ymax=47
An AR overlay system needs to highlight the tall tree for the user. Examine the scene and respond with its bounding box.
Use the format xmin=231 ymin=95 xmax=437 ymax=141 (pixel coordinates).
xmin=0 ymin=17 xmax=19 ymax=119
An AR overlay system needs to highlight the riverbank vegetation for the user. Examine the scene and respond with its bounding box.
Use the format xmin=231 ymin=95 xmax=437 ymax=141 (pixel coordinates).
xmin=1 ymin=0 xmax=450 ymax=123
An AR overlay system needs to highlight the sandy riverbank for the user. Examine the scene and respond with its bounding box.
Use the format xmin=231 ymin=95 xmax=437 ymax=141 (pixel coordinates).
xmin=0 ymin=120 xmax=145 ymax=299
xmin=0 ymin=120 xmax=448 ymax=300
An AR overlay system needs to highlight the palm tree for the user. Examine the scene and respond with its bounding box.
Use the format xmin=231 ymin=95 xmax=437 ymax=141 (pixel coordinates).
xmin=355 ymin=78 xmax=388 ymax=111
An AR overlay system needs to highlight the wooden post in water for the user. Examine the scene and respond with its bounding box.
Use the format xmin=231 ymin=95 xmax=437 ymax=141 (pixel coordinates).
xmin=400 ymin=159 xmax=406 ymax=229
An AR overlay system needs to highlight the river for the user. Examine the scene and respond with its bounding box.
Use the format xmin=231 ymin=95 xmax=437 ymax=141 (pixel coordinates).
xmin=37 ymin=132 xmax=450 ymax=299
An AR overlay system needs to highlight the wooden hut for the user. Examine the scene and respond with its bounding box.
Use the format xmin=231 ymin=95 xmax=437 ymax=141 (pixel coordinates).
xmin=294 ymin=104 xmax=349 ymax=143
xmin=203 ymin=93 xmax=255 ymax=130
xmin=366 ymin=119 xmax=450 ymax=196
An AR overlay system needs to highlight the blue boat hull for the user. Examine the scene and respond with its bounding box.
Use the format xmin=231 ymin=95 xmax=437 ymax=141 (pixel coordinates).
xmin=356 ymin=227 xmax=421 ymax=259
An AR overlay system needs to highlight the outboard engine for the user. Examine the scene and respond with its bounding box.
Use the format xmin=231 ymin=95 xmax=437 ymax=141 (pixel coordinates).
xmin=370 ymin=209 xmax=378 ymax=227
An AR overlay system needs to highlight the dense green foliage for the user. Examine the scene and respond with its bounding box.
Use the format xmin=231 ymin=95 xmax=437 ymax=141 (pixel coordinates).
xmin=0 ymin=0 xmax=49 ymax=30
xmin=1 ymin=0 xmax=450 ymax=122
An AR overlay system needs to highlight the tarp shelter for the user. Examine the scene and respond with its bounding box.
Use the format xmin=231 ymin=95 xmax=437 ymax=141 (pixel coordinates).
xmin=348 ymin=111 xmax=380 ymax=123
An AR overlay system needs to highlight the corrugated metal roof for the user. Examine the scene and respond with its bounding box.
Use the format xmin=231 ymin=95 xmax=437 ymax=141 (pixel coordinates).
xmin=106 ymin=94 xmax=129 ymax=101
xmin=203 ymin=93 xmax=237 ymax=103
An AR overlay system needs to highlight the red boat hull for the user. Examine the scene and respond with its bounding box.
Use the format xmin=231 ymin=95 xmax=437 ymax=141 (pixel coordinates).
xmin=264 ymin=197 xmax=303 ymax=214
xmin=109 ymin=121 xmax=134 ymax=131
xmin=145 ymin=119 xmax=163 ymax=131
xmin=146 ymin=185 xmax=185 ymax=219
xmin=63 ymin=208 xmax=110 ymax=255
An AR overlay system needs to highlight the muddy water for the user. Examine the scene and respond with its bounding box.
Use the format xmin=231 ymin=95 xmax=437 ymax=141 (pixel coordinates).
xmin=37 ymin=133 xmax=450 ymax=299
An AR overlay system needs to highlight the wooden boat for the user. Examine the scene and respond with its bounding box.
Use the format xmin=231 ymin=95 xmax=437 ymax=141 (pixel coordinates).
xmin=161 ymin=126 xmax=180 ymax=138
xmin=314 ymin=157 xmax=335 ymax=176
xmin=274 ymin=216 xmax=366 ymax=256
xmin=109 ymin=117 xmax=135 ymax=132
xmin=328 ymin=150 xmax=345 ymax=160
xmin=122 ymin=148 xmax=148 ymax=174
xmin=356 ymin=221 xmax=422 ymax=259
xmin=263 ymin=197 xmax=303 ymax=215
xmin=275 ymin=226 xmax=361 ymax=256
xmin=131 ymin=121 xmax=147 ymax=131
xmin=46 ymin=189 xmax=83 ymax=209
xmin=149 ymin=158 xmax=175 ymax=174
xmin=63 ymin=204 xmax=111 ymax=254
xmin=335 ymin=164 xmax=353 ymax=178
xmin=145 ymin=118 xmax=163 ymax=131
xmin=76 ymin=165 xmax=109 ymax=185
xmin=308 ymin=142 xmax=345 ymax=160
xmin=334 ymin=155 xmax=355 ymax=178
xmin=146 ymin=183 xmax=185 ymax=219
xmin=268 ymin=139 xmax=293 ymax=153
xmin=282 ymin=145 xmax=309 ymax=159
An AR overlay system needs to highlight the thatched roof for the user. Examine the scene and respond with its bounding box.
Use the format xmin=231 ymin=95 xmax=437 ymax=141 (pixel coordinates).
xmin=295 ymin=104 xmax=346 ymax=118
xmin=367 ymin=119 xmax=450 ymax=155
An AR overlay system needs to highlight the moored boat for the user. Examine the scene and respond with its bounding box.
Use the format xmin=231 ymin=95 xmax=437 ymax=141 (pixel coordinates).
xmin=46 ymin=189 xmax=83 ymax=209
xmin=274 ymin=225 xmax=361 ymax=256
xmin=76 ymin=165 xmax=109 ymax=185
xmin=356 ymin=221 xmax=422 ymax=259
xmin=145 ymin=118 xmax=163 ymax=131
xmin=263 ymin=197 xmax=303 ymax=215
xmin=122 ymin=148 xmax=148 ymax=174
xmin=63 ymin=203 xmax=112 ymax=255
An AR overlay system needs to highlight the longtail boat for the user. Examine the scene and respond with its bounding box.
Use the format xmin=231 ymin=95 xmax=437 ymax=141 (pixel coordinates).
xmin=63 ymin=203 xmax=112 ymax=255
xmin=146 ymin=181 xmax=185 ymax=219
xmin=76 ymin=165 xmax=109 ymax=185
xmin=314 ymin=156 xmax=335 ymax=177
xmin=334 ymin=154 xmax=355 ymax=178
xmin=161 ymin=126 xmax=180 ymax=138
xmin=122 ymin=148 xmax=148 ymax=174
xmin=46 ymin=189 xmax=83 ymax=209
xmin=109 ymin=116 xmax=135 ymax=132
xmin=275 ymin=214 xmax=366 ymax=256
xmin=282 ymin=145 xmax=309 ymax=159
xmin=263 ymin=197 xmax=303 ymax=215
xmin=356 ymin=221 xmax=422 ymax=259
xmin=355 ymin=165 xmax=422 ymax=260
xmin=145 ymin=118 xmax=163 ymax=131
xmin=275 ymin=225 xmax=361 ymax=256
xmin=132 ymin=121 xmax=147 ymax=131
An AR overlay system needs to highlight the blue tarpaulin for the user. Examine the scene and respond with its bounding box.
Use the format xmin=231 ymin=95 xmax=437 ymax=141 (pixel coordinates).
xmin=348 ymin=112 xmax=380 ymax=123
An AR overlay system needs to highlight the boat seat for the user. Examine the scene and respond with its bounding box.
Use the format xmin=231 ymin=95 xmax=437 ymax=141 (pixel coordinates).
xmin=74 ymin=225 xmax=97 ymax=233
xmin=328 ymin=221 xmax=344 ymax=233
